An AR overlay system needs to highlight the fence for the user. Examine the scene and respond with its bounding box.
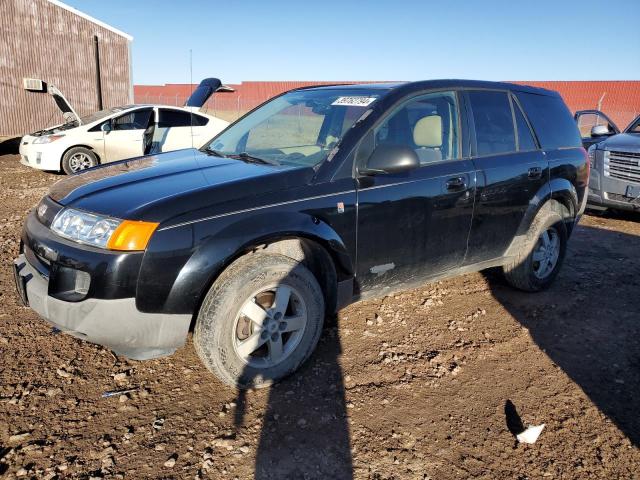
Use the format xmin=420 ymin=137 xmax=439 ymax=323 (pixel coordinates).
xmin=134 ymin=94 xmax=267 ymax=122
xmin=136 ymin=92 xmax=640 ymax=130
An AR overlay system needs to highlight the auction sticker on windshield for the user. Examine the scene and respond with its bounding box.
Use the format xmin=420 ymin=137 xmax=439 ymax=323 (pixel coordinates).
xmin=331 ymin=96 xmax=377 ymax=107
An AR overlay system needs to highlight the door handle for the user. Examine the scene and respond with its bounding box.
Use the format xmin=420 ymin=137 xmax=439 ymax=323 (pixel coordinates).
xmin=445 ymin=177 xmax=467 ymax=191
xmin=528 ymin=167 xmax=543 ymax=179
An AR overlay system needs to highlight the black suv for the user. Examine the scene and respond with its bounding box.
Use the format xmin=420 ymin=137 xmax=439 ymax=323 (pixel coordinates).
xmin=14 ymin=80 xmax=588 ymax=388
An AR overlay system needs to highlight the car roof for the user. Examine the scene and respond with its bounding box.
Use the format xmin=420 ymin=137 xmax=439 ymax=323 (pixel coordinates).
xmin=299 ymin=79 xmax=559 ymax=97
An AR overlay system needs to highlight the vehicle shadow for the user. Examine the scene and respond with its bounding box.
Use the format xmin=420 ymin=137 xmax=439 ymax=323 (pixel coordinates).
xmin=484 ymin=223 xmax=640 ymax=446
xmin=0 ymin=137 xmax=21 ymax=156
xmin=233 ymin=314 xmax=353 ymax=479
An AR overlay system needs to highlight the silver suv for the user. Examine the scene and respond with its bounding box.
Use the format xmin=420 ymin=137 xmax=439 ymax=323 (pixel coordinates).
xmin=575 ymin=110 xmax=640 ymax=212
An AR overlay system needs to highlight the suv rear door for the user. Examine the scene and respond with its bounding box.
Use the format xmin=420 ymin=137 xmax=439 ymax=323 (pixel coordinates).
xmin=464 ymin=89 xmax=548 ymax=264
xmin=355 ymin=90 xmax=475 ymax=295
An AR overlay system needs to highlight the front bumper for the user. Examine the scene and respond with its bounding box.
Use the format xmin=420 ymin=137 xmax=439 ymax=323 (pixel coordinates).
xmin=588 ymin=169 xmax=640 ymax=211
xmin=19 ymin=137 xmax=64 ymax=171
xmin=13 ymin=252 xmax=191 ymax=360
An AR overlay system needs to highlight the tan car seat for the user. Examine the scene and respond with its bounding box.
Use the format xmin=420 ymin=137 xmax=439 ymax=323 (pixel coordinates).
xmin=413 ymin=115 xmax=442 ymax=164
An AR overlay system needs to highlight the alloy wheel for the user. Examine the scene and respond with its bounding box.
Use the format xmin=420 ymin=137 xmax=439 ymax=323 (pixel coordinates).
xmin=532 ymin=227 xmax=560 ymax=279
xmin=68 ymin=152 xmax=93 ymax=172
xmin=232 ymin=284 xmax=307 ymax=368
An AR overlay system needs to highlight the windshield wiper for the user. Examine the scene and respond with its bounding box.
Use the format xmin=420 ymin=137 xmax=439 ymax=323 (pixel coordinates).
xmin=228 ymin=152 xmax=280 ymax=166
xmin=203 ymin=147 xmax=226 ymax=157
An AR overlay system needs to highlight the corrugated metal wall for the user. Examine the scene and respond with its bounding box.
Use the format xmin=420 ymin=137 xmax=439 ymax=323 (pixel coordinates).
xmin=0 ymin=0 xmax=132 ymax=136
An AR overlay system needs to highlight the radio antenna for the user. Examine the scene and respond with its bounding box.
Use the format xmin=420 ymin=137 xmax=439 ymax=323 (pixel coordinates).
xmin=189 ymin=48 xmax=194 ymax=149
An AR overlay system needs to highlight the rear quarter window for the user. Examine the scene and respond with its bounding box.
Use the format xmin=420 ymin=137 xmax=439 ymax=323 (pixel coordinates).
xmin=159 ymin=109 xmax=209 ymax=128
xmin=515 ymin=92 xmax=582 ymax=149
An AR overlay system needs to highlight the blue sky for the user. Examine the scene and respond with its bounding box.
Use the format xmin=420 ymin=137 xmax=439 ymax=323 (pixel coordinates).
xmin=64 ymin=0 xmax=640 ymax=85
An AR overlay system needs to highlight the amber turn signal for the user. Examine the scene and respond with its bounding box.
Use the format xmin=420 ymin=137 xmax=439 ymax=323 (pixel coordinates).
xmin=106 ymin=220 xmax=159 ymax=251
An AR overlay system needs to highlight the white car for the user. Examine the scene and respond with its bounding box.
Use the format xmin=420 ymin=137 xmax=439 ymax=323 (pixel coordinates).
xmin=20 ymin=79 xmax=231 ymax=174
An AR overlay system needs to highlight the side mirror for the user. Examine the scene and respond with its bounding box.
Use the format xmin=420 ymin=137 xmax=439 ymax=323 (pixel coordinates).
xmin=591 ymin=124 xmax=611 ymax=137
xmin=360 ymin=144 xmax=420 ymax=175
xmin=101 ymin=122 xmax=112 ymax=132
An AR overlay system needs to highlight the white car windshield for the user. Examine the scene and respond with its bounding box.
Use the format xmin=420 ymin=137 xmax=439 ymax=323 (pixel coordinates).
xmin=203 ymin=88 xmax=382 ymax=167
xmin=80 ymin=106 xmax=129 ymax=125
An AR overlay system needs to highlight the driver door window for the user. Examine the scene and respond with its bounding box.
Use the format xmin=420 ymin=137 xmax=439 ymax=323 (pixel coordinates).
xmin=372 ymin=91 xmax=460 ymax=166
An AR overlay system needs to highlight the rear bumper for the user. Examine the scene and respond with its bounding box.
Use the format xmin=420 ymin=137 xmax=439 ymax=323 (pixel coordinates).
xmin=13 ymin=253 xmax=191 ymax=360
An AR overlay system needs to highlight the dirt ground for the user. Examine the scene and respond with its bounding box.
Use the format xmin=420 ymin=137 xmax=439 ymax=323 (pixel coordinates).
xmin=0 ymin=149 xmax=638 ymax=479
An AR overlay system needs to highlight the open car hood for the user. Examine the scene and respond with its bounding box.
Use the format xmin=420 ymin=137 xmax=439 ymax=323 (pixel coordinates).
xmin=48 ymin=85 xmax=82 ymax=125
xmin=184 ymin=78 xmax=234 ymax=109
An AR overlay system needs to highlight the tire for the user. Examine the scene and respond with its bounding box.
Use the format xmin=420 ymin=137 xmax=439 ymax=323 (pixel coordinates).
xmin=502 ymin=206 xmax=568 ymax=292
xmin=61 ymin=147 xmax=98 ymax=174
xmin=194 ymin=253 xmax=325 ymax=388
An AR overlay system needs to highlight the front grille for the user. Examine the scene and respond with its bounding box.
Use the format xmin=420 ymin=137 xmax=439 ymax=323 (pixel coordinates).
xmin=605 ymin=150 xmax=640 ymax=184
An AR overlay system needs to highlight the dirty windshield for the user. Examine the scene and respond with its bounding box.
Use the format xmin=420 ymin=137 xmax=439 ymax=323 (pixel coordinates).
xmin=204 ymin=88 xmax=381 ymax=167
xmin=79 ymin=106 xmax=128 ymax=125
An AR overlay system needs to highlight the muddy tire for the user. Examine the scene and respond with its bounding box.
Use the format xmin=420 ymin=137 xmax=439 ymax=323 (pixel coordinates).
xmin=61 ymin=147 xmax=98 ymax=174
xmin=194 ymin=253 xmax=325 ymax=389
xmin=502 ymin=206 xmax=568 ymax=292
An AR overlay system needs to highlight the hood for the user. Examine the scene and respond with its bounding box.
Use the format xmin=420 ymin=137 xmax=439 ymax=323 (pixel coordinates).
xmin=184 ymin=78 xmax=234 ymax=109
xmin=600 ymin=133 xmax=640 ymax=153
xmin=48 ymin=149 xmax=314 ymax=222
xmin=48 ymin=85 xmax=81 ymax=125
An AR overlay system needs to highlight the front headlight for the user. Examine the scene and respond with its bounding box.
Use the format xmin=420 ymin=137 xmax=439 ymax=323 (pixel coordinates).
xmin=33 ymin=134 xmax=65 ymax=144
xmin=51 ymin=208 xmax=159 ymax=251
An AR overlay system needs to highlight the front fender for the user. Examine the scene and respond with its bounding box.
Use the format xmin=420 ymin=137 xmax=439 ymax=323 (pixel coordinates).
xmin=137 ymin=210 xmax=354 ymax=315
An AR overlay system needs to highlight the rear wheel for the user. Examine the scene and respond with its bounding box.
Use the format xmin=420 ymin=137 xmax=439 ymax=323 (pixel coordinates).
xmin=503 ymin=207 xmax=568 ymax=292
xmin=194 ymin=253 xmax=325 ymax=388
xmin=61 ymin=147 xmax=98 ymax=174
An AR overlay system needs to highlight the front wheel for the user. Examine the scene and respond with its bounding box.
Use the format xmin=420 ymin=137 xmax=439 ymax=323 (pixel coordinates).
xmin=194 ymin=253 xmax=325 ymax=388
xmin=61 ymin=147 xmax=98 ymax=174
xmin=503 ymin=207 xmax=568 ymax=292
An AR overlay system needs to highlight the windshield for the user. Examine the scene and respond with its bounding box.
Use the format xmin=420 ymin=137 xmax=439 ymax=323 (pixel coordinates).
xmin=625 ymin=115 xmax=640 ymax=133
xmin=80 ymin=106 xmax=128 ymax=125
xmin=204 ymin=88 xmax=383 ymax=167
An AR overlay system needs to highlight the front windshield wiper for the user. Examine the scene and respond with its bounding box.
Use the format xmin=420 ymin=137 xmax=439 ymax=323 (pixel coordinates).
xmin=228 ymin=152 xmax=280 ymax=166
xmin=203 ymin=147 xmax=226 ymax=157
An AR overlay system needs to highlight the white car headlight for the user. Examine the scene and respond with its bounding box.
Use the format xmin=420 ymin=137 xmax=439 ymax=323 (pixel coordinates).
xmin=33 ymin=134 xmax=65 ymax=144
xmin=51 ymin=208 xmax=122 ymax=248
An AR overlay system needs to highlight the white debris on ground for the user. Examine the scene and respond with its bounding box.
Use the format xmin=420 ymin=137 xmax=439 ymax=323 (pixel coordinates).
xmin=516 ymin=424 xmax=545 ymax=444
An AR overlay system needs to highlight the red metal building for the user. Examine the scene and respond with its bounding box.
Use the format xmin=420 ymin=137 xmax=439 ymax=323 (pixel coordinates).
xmin=135 ymin=80 xmax=640 ymax=128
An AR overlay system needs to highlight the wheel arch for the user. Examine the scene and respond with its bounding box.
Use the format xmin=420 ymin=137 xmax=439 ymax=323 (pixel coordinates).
xmin=141 ymin=211 xmax=355 ymax=318
xmin=505 ymin=179 xmax=577 ymax=257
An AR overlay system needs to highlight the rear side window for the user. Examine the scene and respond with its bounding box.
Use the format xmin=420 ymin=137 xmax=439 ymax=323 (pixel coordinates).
xmin=159 ymin=109 xmax=208 ymax=128
xmin=512 ymin=98 xmax=538 ymax=151
xmin=468 ymin=91 xmax=516 ymax=156
xmin=515 ymin=92 xmax=582 ymax=149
